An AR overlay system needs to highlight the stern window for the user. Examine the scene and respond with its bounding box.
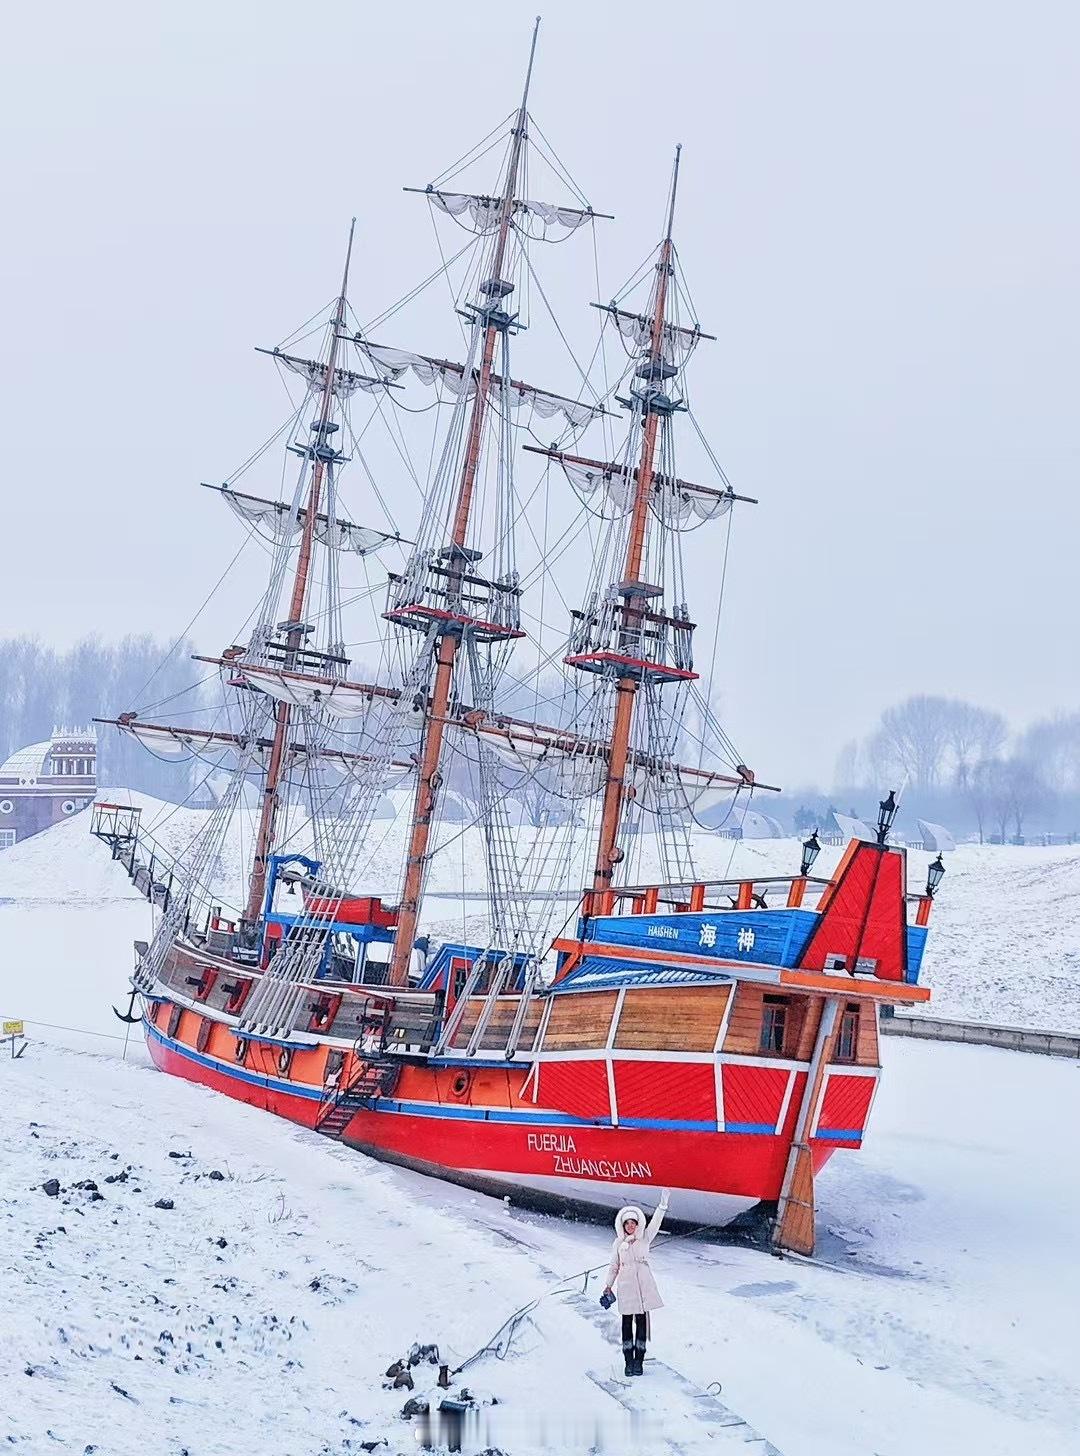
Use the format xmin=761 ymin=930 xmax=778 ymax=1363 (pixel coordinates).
xmin=836 ymin=1003 xmax=860 ymax=1063
xmin=760 ymin=995 xmax=789 ymax=1054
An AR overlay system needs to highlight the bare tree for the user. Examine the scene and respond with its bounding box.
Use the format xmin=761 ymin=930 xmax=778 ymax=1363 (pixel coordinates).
xmin=946 ymin=702 xmax=1007 ymax=786
xmin=833 ymin=738 xmax=862 ymax=787
xmin=1018 ymin=712 xmax=1080 ymax=792
xmin=876 ymin=695 xmax=956 ymax=788
xmin=981 ymin=756 xmax=1046 ymax=843
xmin=1003 ymin=757 xmax=1046 ymax=841
xmin=966 ymin=757 xmax=998 ymax=843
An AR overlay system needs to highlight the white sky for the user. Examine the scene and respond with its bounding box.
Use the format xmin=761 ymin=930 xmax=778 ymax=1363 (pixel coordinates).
xmin=1 ymin=0 xmax=1077 ymax=786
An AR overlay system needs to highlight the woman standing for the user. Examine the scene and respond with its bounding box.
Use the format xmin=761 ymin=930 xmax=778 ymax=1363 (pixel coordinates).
xmin=602 ymin=1188 xmax=670 ymax=1376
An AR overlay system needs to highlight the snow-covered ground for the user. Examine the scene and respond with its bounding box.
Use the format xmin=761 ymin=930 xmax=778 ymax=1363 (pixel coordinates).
xmin=2 ymin=1036 xmax=1078 ymax=1455
xmin=2 ymin=806 xmax=1079 ymax=1452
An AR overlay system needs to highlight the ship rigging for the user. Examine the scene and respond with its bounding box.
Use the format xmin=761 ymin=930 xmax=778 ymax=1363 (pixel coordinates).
xmin=94 ymin=19 xmax=937 ymax=1257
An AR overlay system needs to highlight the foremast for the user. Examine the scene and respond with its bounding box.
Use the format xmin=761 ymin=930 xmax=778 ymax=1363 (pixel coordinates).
xmin=245 ymin=223 xmax=356 ymax=923
xmin=387 ymin=20 xmax=540 ymax=986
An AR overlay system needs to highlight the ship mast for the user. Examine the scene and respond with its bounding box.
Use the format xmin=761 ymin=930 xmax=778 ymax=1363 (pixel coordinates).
xmin=589 ymin=148 xmax=682 ymax=909
xmin=387 ymin=20 xmax=541 ymax=986
xmin=245 ymin=221 xmax=356 ymax=922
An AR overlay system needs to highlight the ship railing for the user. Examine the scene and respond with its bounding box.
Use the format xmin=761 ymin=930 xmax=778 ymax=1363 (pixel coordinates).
xmin=590 ymin=875 xmax=834 ymax=919
xmin=589 ymin=872 xmax=934 ymax=926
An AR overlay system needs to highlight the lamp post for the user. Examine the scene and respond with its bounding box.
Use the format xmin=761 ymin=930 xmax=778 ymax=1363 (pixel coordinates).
xmin=925 ymin=853 xmax=946 ymax=899
xmin=788 ymin=828 xmax=822 ymax=908
xmin=916 ymin=851 xmax=946 ymax=927
xmin=876 ymin=790 xmax=898 ymax=846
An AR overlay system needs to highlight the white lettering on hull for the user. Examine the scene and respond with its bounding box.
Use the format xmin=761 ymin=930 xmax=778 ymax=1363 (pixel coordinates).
xmin=553 ymin=1155 xmax=653 ymax=1181
xmin=526 ymin=1133 xmax=577 ymax=1153
xmin=526 ymin=1132 xmax=651 ymax=1181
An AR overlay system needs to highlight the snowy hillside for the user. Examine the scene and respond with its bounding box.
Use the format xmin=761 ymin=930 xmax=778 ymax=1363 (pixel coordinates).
xmin=2 ymin=799 xmax=1078 ymax=1036
xmin=2 ymin=1037 xmax=1078 ymax=1456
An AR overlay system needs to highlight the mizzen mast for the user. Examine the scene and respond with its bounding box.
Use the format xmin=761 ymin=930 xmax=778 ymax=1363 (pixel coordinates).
xmin=245 ymin=221 xmax=356 ymax=922
xmin=585 ymin=148 xmax=687 ymax=909
xmin=387 ymin=19 xmax=541 ymax=986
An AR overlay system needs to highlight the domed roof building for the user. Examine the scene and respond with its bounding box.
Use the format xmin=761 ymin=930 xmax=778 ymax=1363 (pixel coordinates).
xmin=0 ymin=726 xmax=97 ymax=848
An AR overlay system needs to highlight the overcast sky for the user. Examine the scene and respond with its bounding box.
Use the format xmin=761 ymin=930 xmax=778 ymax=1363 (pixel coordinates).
xmin=2 ymin=0 xmax=1076 ymax=787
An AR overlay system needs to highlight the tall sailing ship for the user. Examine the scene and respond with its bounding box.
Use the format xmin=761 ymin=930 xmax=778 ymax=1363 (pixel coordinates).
xmin=94 ymin=23 xmax=936 ymax=1256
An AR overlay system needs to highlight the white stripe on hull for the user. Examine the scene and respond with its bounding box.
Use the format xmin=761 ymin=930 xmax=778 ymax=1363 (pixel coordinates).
xmin=465 ymin=1166 xmax=757 ymax=1225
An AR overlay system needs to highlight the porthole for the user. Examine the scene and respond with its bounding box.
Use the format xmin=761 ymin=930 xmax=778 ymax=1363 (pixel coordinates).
xmin=449 ymin=1070 xmax=472 ymax=1100
xmin=234 ymin=1037 xmax=249 ymax=1064
xmin=61 ymin=800 xmax=76 ymax=815
xmin=277 ymin=1047 xmax=293 ymax=1075
xmin=0 ymin=801 xmax=12 ymax=815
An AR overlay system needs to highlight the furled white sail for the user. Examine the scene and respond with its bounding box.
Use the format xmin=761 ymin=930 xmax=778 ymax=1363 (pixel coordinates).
xmin=358 ymin=343 xmax=602 ymax=429
xmin=238 ymin=665 xmax=379 ymax=720
xmin=559 ymin=459 xmax=732 ymax=524
xmin=125 ymin=724 xmax=214 ymax=758
xmin=217 ymin=487 xmax=395 ymax=557
xmin=262 ymin=348 xmax=390 ymax=401
xmin=425 ymin=190 xmax=594 ymax=235
xmin=602 ymin=305 xmax=707 ymax=363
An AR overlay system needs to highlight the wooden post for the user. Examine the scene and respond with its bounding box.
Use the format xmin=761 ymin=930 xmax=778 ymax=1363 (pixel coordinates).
xmin=773 ymin=996 xmax=840 ymax=1255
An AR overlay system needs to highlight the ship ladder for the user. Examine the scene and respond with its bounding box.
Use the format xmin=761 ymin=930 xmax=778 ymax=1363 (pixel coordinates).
xmin=316 ymin=1047 xmax=401 ymax=1139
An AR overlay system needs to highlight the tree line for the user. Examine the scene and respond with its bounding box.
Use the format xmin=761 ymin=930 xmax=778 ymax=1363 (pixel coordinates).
xmin=824 ymin=695 xmax=1080 ymax=842
xmin=0 ymin=635 xmax=201 ymax=801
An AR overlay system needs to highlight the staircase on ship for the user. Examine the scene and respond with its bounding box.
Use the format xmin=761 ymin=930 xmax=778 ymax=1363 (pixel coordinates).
xmin=90 ymin=802 xmax=180 ymax=912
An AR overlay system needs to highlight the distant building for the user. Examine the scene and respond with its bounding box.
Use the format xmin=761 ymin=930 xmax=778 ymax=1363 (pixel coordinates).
xmin=0 ymin=726 xmax=97 ymax=849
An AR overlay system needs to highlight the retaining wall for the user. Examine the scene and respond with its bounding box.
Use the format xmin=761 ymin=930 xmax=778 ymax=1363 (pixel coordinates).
xmin=881 ymin=1010 xmax=1080 ymax=1059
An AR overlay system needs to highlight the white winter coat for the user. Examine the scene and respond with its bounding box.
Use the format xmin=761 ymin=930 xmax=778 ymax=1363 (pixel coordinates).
xmin=605 ymin=1198 xmax=667 ymax=1315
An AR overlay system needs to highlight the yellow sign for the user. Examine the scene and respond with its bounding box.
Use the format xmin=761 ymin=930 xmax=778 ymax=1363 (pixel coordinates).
xmin=3 ymin=1020 xmax=24 ymax=1036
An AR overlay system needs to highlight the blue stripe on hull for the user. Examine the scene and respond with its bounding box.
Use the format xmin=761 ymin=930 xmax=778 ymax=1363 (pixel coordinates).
xmin=146 ymin=1024 xmax=805 ymax=1138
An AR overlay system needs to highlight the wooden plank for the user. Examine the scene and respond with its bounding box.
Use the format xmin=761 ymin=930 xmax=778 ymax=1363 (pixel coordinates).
xmin=722 ymin=984 xmax=765 ymax=1054
xmin=613 ymin=985 xmax=731 ymax=1051
xmin=857 ymin=1003 xmax=880 ymax=1063
xmin=480 ymin=998 xmax=542 ymax=1052
xmin=794 ymin=997 xmax=822 ymax=1061
xmin=542 ymin=991 xmax=617 ymax=1050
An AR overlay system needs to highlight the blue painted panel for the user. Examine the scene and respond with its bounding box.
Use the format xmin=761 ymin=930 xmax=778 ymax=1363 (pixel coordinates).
xmin=557 ymin=955 xmax=731 ymax=992
xmin=267 ymin=910 xmax=396 ymax=944
xmin=905 ymin=925 xmax=928 ymax=984
xmin=587 ymin=908 xmax=819 ymax=969
xmin=420 ymin=942 xmax=533 ymax=992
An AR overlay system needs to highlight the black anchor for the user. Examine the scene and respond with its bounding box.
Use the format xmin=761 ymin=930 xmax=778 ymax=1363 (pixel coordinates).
xmin=112 ymin=987 xmax=142 ymax=1025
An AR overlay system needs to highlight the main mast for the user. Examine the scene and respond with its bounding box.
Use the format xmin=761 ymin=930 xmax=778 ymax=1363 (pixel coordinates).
xmin=589 ymin=149 xmax=682 ymax=908
xmin=387 ymin=21 xmax=541 ymax=985
xmin=245 ymin=222 xmax=356 ymax=922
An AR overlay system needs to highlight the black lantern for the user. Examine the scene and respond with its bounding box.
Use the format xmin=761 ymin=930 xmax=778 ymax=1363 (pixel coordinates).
xmin=925 ymin=853 xmax=946 ymax=898
xmin=801 ymin=829 xmax=821 ymax=878
xmin=876 ymin=790 xmax=898 ymax=846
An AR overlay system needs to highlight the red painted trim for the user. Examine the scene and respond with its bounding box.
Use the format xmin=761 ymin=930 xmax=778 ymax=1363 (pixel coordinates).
xmin=779 ymin=968 xmax=930 ymax=1003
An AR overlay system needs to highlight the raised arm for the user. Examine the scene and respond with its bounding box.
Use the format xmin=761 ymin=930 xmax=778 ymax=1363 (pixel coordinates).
xmin=644 ymin=1188 xmax=670 ymax=1245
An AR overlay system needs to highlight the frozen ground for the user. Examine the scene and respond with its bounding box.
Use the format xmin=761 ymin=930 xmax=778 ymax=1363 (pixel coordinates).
xmin=2 ymin=808 xmax=1078 ymax=1452
xmin=1 ymin=1036 xmax=1078 ymax=1455
xmin=1 ymin=799 xmax=1078 ymax=1038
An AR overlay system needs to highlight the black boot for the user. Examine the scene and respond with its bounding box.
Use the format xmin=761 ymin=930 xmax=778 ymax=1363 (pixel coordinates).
xmin=623 ymin=1340 xmax=634 ymax=1378
xmin=632 ymin=1341 xmax=646 ymax=1376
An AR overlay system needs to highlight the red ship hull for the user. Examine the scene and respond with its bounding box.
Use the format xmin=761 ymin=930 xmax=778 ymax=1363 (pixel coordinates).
xmin=145 ymin=1016 xmax=848 ymax=1224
